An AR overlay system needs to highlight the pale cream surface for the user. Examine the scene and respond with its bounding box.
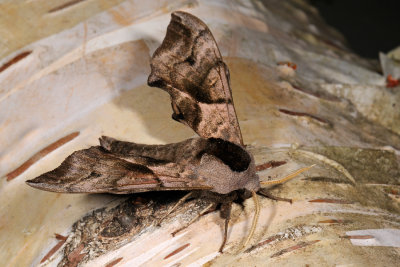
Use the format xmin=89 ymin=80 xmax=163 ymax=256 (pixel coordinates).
xmin=1 ymin=0 xmax=399 ymax=266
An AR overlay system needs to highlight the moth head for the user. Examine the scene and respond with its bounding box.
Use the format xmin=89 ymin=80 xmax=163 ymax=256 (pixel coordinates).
xmin=196 ymin=138 xmax=260 ymax=194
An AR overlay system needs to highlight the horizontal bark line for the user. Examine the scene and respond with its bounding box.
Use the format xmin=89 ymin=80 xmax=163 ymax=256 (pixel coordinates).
xmin=0 ymin=51 xmax=32 ymax=73
xmin=6 ymin=132 xmax=79 ymax=181
xmin=164 ymin=243 xmax=190 ymax=259
xmin=48 ymin=0 xmax=87 ymax=13
xmin=40 ymin=233 xmax=69 ymax=263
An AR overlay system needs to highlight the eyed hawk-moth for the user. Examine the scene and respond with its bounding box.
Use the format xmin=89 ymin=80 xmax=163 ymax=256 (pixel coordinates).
xmin=27 ymin=11 xmax=306 ymax=252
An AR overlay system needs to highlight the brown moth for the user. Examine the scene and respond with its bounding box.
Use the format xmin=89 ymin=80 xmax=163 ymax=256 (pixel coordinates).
xmin=27 ymin=11 xmax=308 ymax=252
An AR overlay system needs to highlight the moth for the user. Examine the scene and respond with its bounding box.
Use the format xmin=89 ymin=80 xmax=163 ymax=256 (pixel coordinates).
xmin=27 ymin=11 xmax=311 ymax=252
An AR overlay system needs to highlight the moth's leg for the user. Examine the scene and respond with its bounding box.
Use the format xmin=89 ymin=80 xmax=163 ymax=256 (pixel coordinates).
xmin=242 ymin=191 xmax=260 ymax=249
xmin=257 ymin=188 xmax=292 ymax=203
xmin=219 ymin=201 xmax=233 ymax=253
xmin=157 ymin=192 xmax=194 ymax=226
xmin=171 ymin=203 xmax=216 ymax=236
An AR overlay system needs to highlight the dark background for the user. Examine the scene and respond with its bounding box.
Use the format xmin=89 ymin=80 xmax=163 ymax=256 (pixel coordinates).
xmin=310 ymin=0 xmax=400 ymax=59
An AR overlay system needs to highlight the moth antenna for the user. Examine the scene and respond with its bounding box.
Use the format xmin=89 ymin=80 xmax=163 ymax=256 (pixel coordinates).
xmin=242 ymin=191 xmax=260 ymax=249
xmin=172 ymin=203 xmax=216 ymax=236
xmin=157 ymin=192 xmax=193 ymax=226
xmin=260 ymin=164 xmax=315 ymax=186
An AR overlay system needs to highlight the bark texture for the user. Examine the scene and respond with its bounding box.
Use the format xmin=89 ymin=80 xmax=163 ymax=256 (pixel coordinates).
xmin=0 ymin=0 xmax=399 ymax=266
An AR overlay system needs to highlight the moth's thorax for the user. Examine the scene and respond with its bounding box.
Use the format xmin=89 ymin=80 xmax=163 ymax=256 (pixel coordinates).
xmin=195 ymin=140 xmax=260 ymax=194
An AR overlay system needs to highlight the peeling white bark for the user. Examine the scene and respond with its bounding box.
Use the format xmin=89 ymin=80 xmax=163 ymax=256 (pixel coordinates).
xmin=1 ymin=0 xmax=399 ymax=266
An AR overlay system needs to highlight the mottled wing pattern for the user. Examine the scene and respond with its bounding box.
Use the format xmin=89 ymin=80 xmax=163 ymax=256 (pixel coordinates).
xmin=26 ymin=137 xmax=212 ymax=194
xmin=148 ymin=11 xmax=243 ymax=145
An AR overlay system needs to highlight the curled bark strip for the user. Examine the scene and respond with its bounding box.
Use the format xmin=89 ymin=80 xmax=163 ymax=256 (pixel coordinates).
xmin=6 ymin=132 xmax=79 ymax=181
xmin=164 ymin=243 xmax=190 ymax=260
xmin=256 ymin=161 xmax=287 ymax=172
xmin=0 ymin=51 xmax=32 ymax=73
xmin=48 ymin=0 xmax=87 ymax=13
xmin=105 ymin=257 xmax=123 ymax=267
xmin=279 ymin=108 xmax=331 ymax=125
xmin=270 ymin=240 xmax=320 ymax=258
xmin=290 ymin=149 xmax=356 ymax=184
xmin=309 ymin=198 xmax=353 ymax=204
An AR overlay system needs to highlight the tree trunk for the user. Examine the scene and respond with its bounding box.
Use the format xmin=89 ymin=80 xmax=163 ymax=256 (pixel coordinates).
xmin=1 ymin=0 xmax=399 ymax=266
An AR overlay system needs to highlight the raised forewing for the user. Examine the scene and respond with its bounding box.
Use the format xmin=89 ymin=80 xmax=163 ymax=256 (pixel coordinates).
xmin=148 ymin=11 xmax=243 ymax=145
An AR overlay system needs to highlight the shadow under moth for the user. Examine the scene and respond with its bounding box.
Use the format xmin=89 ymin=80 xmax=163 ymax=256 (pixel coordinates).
xmin=27 ymin=11 xmax=311 ymax=252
